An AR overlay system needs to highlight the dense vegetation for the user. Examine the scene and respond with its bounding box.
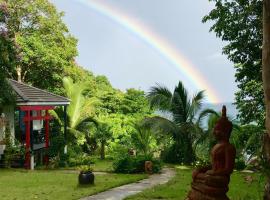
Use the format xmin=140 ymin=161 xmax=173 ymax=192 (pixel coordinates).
xmin=0 ymin=0 xmax=266 ymax=180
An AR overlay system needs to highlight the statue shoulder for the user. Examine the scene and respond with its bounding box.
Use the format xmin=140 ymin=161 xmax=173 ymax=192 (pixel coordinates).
xmin=226 ymin=143 xmax=236 ymax=155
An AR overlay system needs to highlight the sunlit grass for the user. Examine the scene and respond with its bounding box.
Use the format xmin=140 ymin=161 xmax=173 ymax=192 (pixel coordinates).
xmin=0 ymin=169 xmax=146 ymax=200
xmin=126 ymin=166 xmax=265 ymax=200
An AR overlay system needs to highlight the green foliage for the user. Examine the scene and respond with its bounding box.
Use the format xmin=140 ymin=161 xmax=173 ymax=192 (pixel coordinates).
xmin=145 ymin=81 xmax=214 ymax=164
xmin=131 ymin=124 xmax=157 ymax=157
xmin=234 ymin=157 xmax=246 ymax=170
xmin=47 ymin=133 xmax=68 ymax=168
xmin=0 ymin=0 xmax=78 ymax=92
xmin=3 ymin=122 xmax=24 ymax=168
xmin=52 ymin=77 xmax=98 ymax=145
xmin=203 ymin=0 xmax=264 ymax=126
xmin=78 ymin=165 xmax=93 ymax=173
xmin=113 ymin=155 xmax=162 ymax=174
xmin=0 ymin=79 xmax=15 ymax=107
xmin=94 ymin=122 xmax=112 ymax=159
xmin=231 ymin=124 xmax=264 ymax=160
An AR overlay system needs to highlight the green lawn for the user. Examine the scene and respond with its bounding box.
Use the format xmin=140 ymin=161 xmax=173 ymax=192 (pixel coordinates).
xmin=0 ymin=169 xmax=147 ymax=200
xmin=126 ymin=166 xmax=265 ymax=200
xmin=91 ymin=158 xmax=114 ymax=172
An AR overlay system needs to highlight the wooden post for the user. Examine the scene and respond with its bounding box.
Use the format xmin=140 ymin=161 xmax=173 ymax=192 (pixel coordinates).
xmin=24 ymin=110 xmax=31 ymax=169
xmin=44 ymin=110 xmax=49 ymax=165
xmin=64 ymin=106 xmax=67 ymax=154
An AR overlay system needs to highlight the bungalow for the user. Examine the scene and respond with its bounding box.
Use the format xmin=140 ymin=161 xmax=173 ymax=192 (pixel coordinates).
xmin=0 ymin=79 xmax=70 ymax=169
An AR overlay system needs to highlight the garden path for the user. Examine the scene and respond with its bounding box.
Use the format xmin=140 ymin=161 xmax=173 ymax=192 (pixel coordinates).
xmin=80 ymin=168 xmax=175 ymax=200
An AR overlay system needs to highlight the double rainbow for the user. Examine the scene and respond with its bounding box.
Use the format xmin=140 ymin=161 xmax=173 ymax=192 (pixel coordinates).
xmin=76 ymin=0 xmax=221 ymax=103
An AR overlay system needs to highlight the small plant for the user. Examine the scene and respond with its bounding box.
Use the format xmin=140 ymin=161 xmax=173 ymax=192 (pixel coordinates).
xmin=78 ymin=165 xmax=93 ymax=173
xmin=78 ymin=165 xmax=95 ymax=185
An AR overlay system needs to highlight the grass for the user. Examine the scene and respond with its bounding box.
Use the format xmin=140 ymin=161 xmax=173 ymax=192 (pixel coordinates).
xmin=91 ymin=158 xmax=114 ymax=172
xmin=0 ymin=169 xmax=147 ymax=200
xmin=126 ymin=166 xmax=265 ymax=200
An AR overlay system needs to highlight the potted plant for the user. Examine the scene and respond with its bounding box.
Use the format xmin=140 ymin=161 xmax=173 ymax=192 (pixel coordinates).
xmin=78 ymin=165 xmax=94 ymax=185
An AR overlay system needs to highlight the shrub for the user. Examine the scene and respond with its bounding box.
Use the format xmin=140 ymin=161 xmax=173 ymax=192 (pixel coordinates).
xmin=235 ymin=158 xmax=246 ymax=170
xmin=161 ymin=143 xmax=189 ymax=164
xmin=113 ymin=154 xmax=162 ymax=174
xmin=68 ymin=155 xmax=94 ymax=167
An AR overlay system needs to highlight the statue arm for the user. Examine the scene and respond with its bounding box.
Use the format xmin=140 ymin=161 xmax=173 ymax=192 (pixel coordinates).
xmin=192 ymin=165 xmax=211 ymax=179
xmin=206 ymin=146 xmax=236 ymax=176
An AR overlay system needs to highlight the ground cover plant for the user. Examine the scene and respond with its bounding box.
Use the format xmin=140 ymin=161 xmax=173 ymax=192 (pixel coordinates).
xmin=125 ymin=166 xmax=265 ymax=200
xmin=0 ymin=169 xmax=147 ymax=200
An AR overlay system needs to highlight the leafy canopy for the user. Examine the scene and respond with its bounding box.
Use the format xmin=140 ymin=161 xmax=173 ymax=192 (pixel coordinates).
xmin=203 ymin=0 xmax=264 ymax=126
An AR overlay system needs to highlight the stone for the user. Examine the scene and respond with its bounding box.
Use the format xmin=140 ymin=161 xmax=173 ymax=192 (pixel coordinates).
xmin=145 ymin=161 xmax=153 ymax=174
xmin=186 ymin=106 xmax=236 ymax=200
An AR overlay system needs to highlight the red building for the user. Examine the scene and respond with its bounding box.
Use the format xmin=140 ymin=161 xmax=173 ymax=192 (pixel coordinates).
xmin=0 ymin=79 xmax=70 ymax=169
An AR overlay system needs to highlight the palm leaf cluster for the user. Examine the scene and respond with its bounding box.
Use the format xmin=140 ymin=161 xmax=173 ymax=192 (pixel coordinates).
xmin=52 ymin=77 xmax=98 ymax=145
xmin=145 ymin=81 xmax=215 ymax=164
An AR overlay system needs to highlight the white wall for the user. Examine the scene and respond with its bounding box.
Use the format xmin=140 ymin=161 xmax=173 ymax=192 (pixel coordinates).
xmin=0 ymin=106 xmax=15 ymax=142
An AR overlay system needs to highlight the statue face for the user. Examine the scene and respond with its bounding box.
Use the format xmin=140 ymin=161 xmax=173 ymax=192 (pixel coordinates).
xmin=213 ymin=129 xmax=227 ymax=141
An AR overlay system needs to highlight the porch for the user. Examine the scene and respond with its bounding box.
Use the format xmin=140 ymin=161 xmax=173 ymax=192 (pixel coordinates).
xmin=0 ymin=79 xmax=70 ymax=169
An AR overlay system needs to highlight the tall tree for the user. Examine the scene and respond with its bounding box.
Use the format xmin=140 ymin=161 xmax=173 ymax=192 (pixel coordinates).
xmin=203 ymin=0 xmax=264 ymax=126
xmin=0 ymin=2 xmax=17 ymax=106
xmin=0 ymin=0 xmax=77 ymax=91
xmin=262 ymin=0 xmax=270 ymax=198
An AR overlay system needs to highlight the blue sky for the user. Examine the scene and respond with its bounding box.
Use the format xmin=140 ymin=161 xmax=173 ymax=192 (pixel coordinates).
xmin=51 ymin=0 xmax=237 ymax=103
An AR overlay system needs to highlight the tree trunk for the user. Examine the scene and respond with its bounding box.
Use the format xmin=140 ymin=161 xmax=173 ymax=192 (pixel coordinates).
xmin=100 ymin=141 xmax=105 ymax=160
xmin=16 ymin=66 xmax=22 ymax=82
xmin=263 ymin=134 xmax=270 ymax=199
xmin=262 ymin=0 xmax=270 ymax=199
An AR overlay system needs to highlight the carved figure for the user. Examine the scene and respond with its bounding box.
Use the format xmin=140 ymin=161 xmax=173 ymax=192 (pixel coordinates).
xmin=145 ymin=161 xmax=153 ymax=174
xmin=187 ymin=106 xmax=236 ymax=200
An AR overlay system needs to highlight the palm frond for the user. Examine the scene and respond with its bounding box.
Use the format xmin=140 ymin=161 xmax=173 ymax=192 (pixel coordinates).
xmin=147 ymin=84 xmax=172 ymax=111
xmin=196 ymin=108 xmax=219 ymax=126
xmin=188 ymin=90 xmax=205 ymax=121
xmin=49 ymin=109 xmax=63 ymax=126
xmin=142 ymin=116 xmax=179 ymax=139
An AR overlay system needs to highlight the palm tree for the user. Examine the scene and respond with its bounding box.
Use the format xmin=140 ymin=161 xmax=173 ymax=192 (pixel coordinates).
xmin=144 ymin=81 xmax=215 ymax=164
xmin=52 ymin=77 xmax=98 ymax=145
xmin=131 ymin=123 xmax=156 ymax=157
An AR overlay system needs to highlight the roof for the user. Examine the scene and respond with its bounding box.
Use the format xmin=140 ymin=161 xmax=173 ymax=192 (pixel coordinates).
xmin=8 ymin=79 xmax=70 ymax=106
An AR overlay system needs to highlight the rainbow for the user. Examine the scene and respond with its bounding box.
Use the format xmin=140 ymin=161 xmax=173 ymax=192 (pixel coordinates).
xmin=76 ymin=0 xmax=221 ymax=103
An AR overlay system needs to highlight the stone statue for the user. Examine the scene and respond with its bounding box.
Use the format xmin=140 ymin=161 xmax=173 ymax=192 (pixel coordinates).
xmin=187 ymin=106 xmax=236 ymax=200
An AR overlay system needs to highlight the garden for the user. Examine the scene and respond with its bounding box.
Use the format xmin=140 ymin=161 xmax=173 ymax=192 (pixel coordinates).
xmin=0 ymin=0 xmax=270 ymax=199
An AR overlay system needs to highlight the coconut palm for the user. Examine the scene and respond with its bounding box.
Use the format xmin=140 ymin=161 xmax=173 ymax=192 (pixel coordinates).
xmin=144 ymin=81 xmax=215 ymax=164
xmin=52 ymin=77 xmax=98 ymax=145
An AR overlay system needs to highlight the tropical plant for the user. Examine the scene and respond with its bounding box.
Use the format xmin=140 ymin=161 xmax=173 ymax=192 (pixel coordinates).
xmin=52 ymin=77 xmax=98 ymax=145
xmin=144 ymin=81 xmax=216 ymax=164
xmin=131 ymin=123 xmax=157 ymax=157
xmin=94 ymin=122 xmax=112 ymax=160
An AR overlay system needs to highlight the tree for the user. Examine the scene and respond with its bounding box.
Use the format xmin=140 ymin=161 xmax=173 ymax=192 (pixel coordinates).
xmin=94 ymin=122 xmax=112 ymax=160
xmin=262 ymin=0 xmax=270 ymax=198
xmin=0 ymin=0 xmax=77 ymax=92
xmin=203 ymin=0 xmax=264 ymax=126
xmin=145 ymin=81 xmax=215 ymax=164
xmin=52 ymin=77 xmax=98 ymax=145
xmin=0 ymin=2 xmax=17 ymax=106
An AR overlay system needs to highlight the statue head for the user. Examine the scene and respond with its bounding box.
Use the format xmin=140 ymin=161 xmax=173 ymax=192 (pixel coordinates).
xmin=213 ymin=106 xmax=232 ymax=141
